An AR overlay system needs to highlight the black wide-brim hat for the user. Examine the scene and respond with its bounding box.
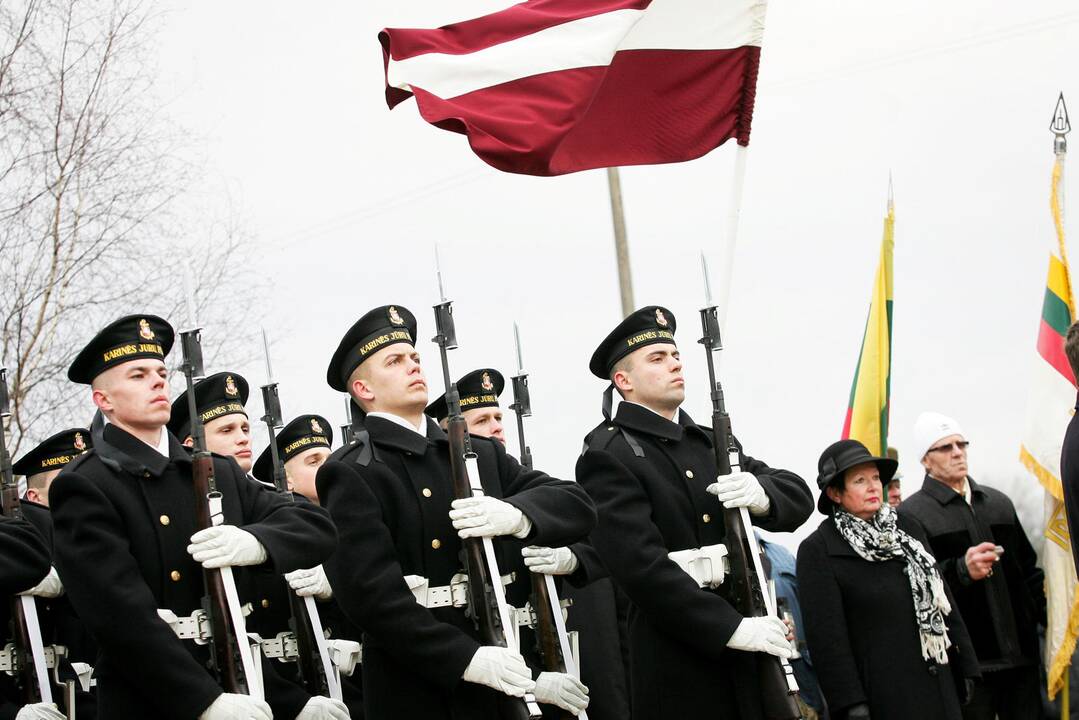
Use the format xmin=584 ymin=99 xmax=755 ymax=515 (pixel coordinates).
xmin=815 ymin=439 xmax=898 ymax=514
xmin=168 ymin=372 xmax=250 ymax=440
xmin=252 ymin=414 xmax=333 ymax=484
xmin=426 ymin=368 xmax=505 ymax=421
xmin=326 ymin=305 xmax=418 ymax=392
xmin=68 ymin=314 xmax=174 ymax=384
xmin=12 ymin=428 xmax=92 ymax=477
xmin=589 ymin=305 xmax=677 ymax=379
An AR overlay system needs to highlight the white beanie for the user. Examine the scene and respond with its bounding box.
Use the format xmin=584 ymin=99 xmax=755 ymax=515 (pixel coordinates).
xmin=913 ymin=411 xmax=965 ymax=460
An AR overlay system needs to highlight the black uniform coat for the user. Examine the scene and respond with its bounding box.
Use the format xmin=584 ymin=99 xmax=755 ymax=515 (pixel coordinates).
xmin=796 ymin=514 xmax=980 ymax=719
xmin=575 ymin=402 xmax=813 ymax=720
xmin=1060 ymin=393 xmax=1079 ymax=578
xmin=316 ymin=415 xmax=596 ymax=720
xmin=50 ymin=424 xmax=337 ymax=720
xmin=0 ymin=514 xmax=51 ymax=720
xmin=898 ymin=475 xmax=1045 ymax=673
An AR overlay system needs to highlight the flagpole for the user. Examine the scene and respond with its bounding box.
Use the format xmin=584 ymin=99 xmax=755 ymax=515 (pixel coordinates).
xmin=1052 ymin=93 xmax=1073 ymax=313
xmin=607 ymin=167 xmax=635 ymax=316
xmin=716 ymin=145 xmax=749 ymax=330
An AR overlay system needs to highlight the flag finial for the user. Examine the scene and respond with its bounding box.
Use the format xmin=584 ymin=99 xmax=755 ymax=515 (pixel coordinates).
xmin=887 ymin=171 xmax=894 ymax=213
xmin=1052 ymin=93 xmax=1070 ymax=155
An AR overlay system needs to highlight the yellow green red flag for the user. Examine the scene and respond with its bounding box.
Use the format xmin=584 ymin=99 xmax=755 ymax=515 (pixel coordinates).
xmin=841 ymin=197 xmax=895 ymax=456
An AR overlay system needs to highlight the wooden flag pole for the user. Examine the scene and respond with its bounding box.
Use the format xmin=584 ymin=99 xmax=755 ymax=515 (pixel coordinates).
xmin=607 ymin=167 xmax=635 ymax=316
xmin=716 ymin=145 xmax=749 ymax=331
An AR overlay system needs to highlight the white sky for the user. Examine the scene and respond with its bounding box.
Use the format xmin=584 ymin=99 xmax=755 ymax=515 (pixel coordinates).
xmin=151 ymin=1 xmax=1079 ymax=547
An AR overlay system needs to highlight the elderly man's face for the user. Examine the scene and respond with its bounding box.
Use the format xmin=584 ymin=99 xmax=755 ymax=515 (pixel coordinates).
xmin=921 ymin=433 xmax=969 ymax=484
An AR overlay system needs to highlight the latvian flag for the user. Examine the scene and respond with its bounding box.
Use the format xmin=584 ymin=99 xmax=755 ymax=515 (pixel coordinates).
xmin=380 ymin=0 xmax=766 ymax=176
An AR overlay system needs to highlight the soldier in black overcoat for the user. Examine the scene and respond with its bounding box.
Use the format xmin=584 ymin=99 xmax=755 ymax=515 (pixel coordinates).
xmin=315 ymin=305 xmax=597 ymax=720
xmin=575 ymin=306 xmax=813 ymax=720
xmin=49 ymin=315 xmax=338 ymax=720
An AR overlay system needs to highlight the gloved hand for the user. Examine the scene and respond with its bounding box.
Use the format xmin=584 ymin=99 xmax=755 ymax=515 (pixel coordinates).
xmin=522 ymin=546 xmax=579 ymax=575
xmin=187 ymin=526 xmax=268 ymax=568
xmin=533 ymin=671 xmax=589 ymax=715
xmin=450 ymin=496 xmax=531 ymax=539
xmin=726 ymin=616 xmax=793 ymax=658
xmin=15 ymin=703 xmax=66 ymax=720
xmin=197 ymin=693 xmax=272 ymax=720
xmin=20 ymin=566 xmax=63 ymax=598
xmin=462 ymin=646 xmax=536 ymax=697
xmin=296 ymin=696 xmax=351 ymax=720
xmin=846 ymin=703 xmax=871 ymax=720
xmin=707 ymin=471 xmax=770 ymax=515
xmin=285 ymin=565 xmax=333 ymax=600
xmin=960 ymin=677 xmax=977 ymax=706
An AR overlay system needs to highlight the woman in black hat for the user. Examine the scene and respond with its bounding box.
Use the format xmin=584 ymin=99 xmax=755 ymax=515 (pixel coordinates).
xmin=796 ymin=439 xmax=979 ymax=720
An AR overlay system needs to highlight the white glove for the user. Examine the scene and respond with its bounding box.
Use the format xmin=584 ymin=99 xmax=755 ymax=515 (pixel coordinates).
xmin=15 ymin=703 xmax=66 ymax=720
xmin=198 ymin=693 xmax=272 ymax=720
xmin=296 ymin=696 xmax=351 ymax=720
xmin=20 ymin=566 xmax=63 ymax=598
xmin=187 ymin=526 xmax=268 ymax=568
xmin=285 ymin=565 xmax=333 ymax=600
xmin=522 ymin=546 xmax=579 ymax=575
xmin=462 ymin=646 xmax=536 ymax=696
xmin=727 ymin=616 xmax=793 ymax=658
xmin=707 ymin=471 xmax=770 ymax=515
xmin=533 ymin=671 xmax=590 ymax=715
xmin=450 ymin=496 xmax=531 ymax=539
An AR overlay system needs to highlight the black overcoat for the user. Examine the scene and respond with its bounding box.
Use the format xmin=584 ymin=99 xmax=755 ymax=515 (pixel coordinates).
xmin=316 ymin=415 xmax=596 ymax=720
xmin=50 ymin=424 xmax=337 ymax=720
xmin=0 ymin=513 xmax=51 ymax=720
xmin=898 ymin=475 xmax=1044 ymax=673
xmin=796 ymin=514 xmax=980 ymax=719
xmin=574 ymin=402 xmax=813 ymax=720
xmin=1060 ymin=393 xmax=1079 ymax=578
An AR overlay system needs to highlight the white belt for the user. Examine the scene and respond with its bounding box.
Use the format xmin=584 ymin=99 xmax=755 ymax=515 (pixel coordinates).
xmin=514 ymin=598 xmax=572 ymax=630
xmin=405 ymin=572 xmax=515 ymax=609
xmin=669 ymin=543 xmax=730 ymax=589
xmin=0 ymin=642 xmax=63 ymax=672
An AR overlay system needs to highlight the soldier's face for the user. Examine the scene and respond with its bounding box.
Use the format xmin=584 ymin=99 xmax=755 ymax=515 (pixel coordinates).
xmin=92 ymin=359 xmax=171 ymax=429
xmin=202 ymin=414 xmax=252 ymax=472
xmin=616 ymin=343 xmax=685 ymax=411
xmin=353 ymin=344 xmax=428 ymax=414
xmin=464 ymin=407 xmax=505 ymax=444
xmin=285 ymin=446 xmax=330 ymax=503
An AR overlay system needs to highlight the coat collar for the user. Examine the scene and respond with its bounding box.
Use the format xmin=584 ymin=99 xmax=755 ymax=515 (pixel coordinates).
xmin=919 ymin=473 xmax=983 ymax=506
xmin=613 ymin=402 xmax=711 ymax=443
xmin=92 ymin=417 xmax=190 ymax=477
xmin=817 ymin=516 xmax=861 ymax=557
xmin=365 ymin=414 xmax=445 ymax=455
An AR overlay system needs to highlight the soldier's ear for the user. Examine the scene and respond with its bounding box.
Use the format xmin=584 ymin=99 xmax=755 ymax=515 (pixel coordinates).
xmin=612 ymin=369 xmax=633 ymax=394
xmin=351 ymin=375 xmax=375 ymax=403
xmin=91 ymin=387 xmax=112 ymax=413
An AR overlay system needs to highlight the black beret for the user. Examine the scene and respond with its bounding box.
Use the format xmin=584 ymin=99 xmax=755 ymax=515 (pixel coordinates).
xmin=168 ymin=372 xmax=249 ymax=440
xmin=68 ymin=315 xmax=174 ymax=384
xmin=325 ymin=305 xmax=418 ymax=392
xmin=589 ymin=305 xmax=677 ymax=378
xmin=426 ymin=368 xmax=505 ymax=421
xmin=13 ymin=428 xmax=92 ymax=476
xmin=252 ymin=414 xmax=333 ymax=484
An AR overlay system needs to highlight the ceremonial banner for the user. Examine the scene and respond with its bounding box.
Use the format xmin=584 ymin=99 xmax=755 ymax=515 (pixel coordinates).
xmin=1020 ymin=155 xmax=1078 ymax=699
xmin=841 ymin=198 xmax=895 ymax=456
xmin=380 ymin=0 xmax=766 ymax=176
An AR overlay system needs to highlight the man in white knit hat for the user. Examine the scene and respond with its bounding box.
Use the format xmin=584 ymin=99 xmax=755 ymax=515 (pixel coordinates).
xmin=898 ymin=412 xmax=1044 ymax=720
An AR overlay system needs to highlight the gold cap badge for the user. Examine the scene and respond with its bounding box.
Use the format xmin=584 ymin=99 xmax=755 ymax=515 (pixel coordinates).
xmin=224 ymin=375 xmax=239 ymax=397
xmin=655 ymin=308 xmax=668 ymax=327
xmin=310 ymin=417 xmax=324 ymax=434
xmin=481 ymin=372 xmax=494 ymax=391
xmin=388 ymin=306 xmax=405 ymax=325
xmin=139 ymin=318 xmax=155 ymax=340
xmin=73 ymin=432 xmax=86 ymax=452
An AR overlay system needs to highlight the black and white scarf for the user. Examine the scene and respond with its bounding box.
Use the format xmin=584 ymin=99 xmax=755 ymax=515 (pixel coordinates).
xmin=833 ymin=505 xmax=953 ymax=664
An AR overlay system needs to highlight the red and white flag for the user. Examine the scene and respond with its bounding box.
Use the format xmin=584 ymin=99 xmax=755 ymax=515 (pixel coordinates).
xmin=380 ymin=0 xmax=766 ymax=176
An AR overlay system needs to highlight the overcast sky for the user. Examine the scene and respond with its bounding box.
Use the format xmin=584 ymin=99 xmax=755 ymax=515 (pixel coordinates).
xmin=149 ymin=0 xmax=1079 ymax=546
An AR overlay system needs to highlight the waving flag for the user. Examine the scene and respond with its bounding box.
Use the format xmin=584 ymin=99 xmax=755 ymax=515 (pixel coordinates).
xmin=380 ymin=0 xmax=766 ymax=176
xmin=841 ymin=196 xmax=895 ymax=456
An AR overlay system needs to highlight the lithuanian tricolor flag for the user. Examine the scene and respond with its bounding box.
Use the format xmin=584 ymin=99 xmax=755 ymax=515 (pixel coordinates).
xmin=841 ymin=196 xmax=894 ymax=456
xmin=1020 ymin=153 xmax=1078 ymax=700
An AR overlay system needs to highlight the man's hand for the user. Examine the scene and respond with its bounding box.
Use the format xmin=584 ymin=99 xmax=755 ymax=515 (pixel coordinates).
xmin=20 ymin=566 xmax=63 ymax=598
xmin=462 ymin=646 xmax=536 ymax=696
xmin=846 ymin=703 xmax=871 ymax=720
xmin=296 ymin=696 xmax=351 ymax=720
xmin=14 ymin=703 xmax=66 ymax=720
xmin=450 ymin=496 xmax=530 ymax=539
xmin=187 ymin=526 xmax=268 ymax=568
xmin=707 ymin=471 xmax=770 ymax=515
xmin=522 ymin=546 xmax=579 ymax=575
xmin=285 ymin=565 xmax=333 ymax=600
xmin=533 ymin=672 xmax=589 ymax=715
xmin=726 ymin=616 xmax=793 ymax=658
xmin=198 ymin=693 xmax=272 ymax=720
xmin=964 ymin=542 xmax=999 ymax=581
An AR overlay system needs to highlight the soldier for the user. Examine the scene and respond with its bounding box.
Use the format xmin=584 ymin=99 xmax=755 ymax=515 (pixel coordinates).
xmin=9 ymin=429 xmax=99 ymax=719
xmin=49 ymin=314 xmax=338 ymax=720
xmin=315 ymin=304 xmax=596 ymax=720
xmin=576 ymin=306 xmax=814 ymax=719
xmin=172 ymin=378 xmax=350 ymax=720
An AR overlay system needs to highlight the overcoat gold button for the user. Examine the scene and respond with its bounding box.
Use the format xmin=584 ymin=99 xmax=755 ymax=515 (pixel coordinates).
xmin=170 ymin=570 xmax=181 ymax=582
xmin=685 ymin=470 xmax=694 ymax=479
xmin=422 ymin=488 xmax=432 ymax=498
xmin=159 ymin=515 xmax=170 ymax=526
xmin=431 ymin=539 xmax=442 ymax=549
xmin=702 ymin=514 xmax=712 ymax=523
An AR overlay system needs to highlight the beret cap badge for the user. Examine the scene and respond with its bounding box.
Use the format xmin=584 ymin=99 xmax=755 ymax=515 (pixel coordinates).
xmin=388 ymin=306 xmax=405 ymax=325
xmin=139 ymin=318 xmax=155 ymax=341
xmin=310 ymin=417 xmax=324 ymax=434
xmin=481 ymin=372 xmax=494 ymax=392
xmin=655 ymin=308 xmax=668 ymax=327
xmin=74 ymin=432 xmax=86 ymax=452
xmin=224 ymin=375 xmax=239 ymax=397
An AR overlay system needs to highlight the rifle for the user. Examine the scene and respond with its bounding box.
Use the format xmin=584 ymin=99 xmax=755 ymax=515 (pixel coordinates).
xmin=698 ymin=255 xmax=802 ymax=720
xmin=340 ymin=395 xmax=356 ymax=448
xmin=259 ymin=330 xmax=341 ymax=700
xmin=178 ymin=315 xmax=263 ymax=699
xmin=509 ymin=325 xmax=587 ymax=720
xmin=0 ymin=369 xmax=54 ymax=707
xmin=431 ymin=256 xmax=542 ymax=720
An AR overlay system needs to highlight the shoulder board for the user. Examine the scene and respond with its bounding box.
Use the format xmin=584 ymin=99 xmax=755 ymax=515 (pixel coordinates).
xmin=61 ymin=449 xmax=97 ymax=474
xmin=328 ymin=429 xmax=378 ymax=468
xmin=580 ymin=423 xmax=646 ymax=458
